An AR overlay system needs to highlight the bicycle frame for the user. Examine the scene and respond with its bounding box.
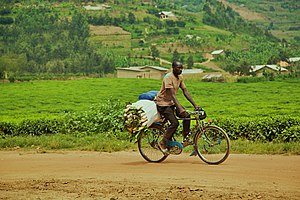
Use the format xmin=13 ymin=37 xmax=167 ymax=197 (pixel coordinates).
xmin=151 ymin=111 xmax=211 ymax=141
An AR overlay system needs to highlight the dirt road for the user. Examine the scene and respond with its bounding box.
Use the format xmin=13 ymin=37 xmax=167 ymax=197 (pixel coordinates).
xmin=0 ymin=150 xmax=299 ymax=200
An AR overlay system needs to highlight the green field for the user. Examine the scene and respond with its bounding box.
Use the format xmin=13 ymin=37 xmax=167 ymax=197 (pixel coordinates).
xmin=1 ymin=78 xmax=300 ymax=122
xmin=1 ymin=78 xmax=300 ymax=153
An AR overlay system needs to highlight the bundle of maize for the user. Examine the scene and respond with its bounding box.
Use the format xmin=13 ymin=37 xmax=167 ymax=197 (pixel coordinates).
xmin=123 ymin=104 xmax=148 ymax=140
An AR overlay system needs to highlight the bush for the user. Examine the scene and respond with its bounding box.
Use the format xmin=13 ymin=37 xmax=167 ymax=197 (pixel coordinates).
xmin=1 ymin=101 xmax=299 ymax=143
xmin=8 ymin=75 xmax=15 ymax=83
xmin=214 ymin=116 xmax=300 ymax=142
xmin=63 ymin=99 xmax=125 ymax=136
xmin=275 ymin=126 xmax=300 ymax=142
xmin=237 ymin=76 xmax=267 ymax=83
xmin=0 ymin=119 xmax=64 ymax=136
xmin=0 ymin=99 xmax=126 ymax=138
xmin=0 ymin=16 xmax=14 ymax=24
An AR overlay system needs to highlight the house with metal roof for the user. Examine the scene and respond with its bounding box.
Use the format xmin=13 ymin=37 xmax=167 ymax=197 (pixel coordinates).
xmin=287 ymin=57 xmax=300 ymax=63
xmin=159 ymin=11 xmax=175 ymax=19
xmin=211 ymin=49 xmax=224 ymax=55
xmin=116 ymin=66 xmax=168 ymax=79
xmin=211 ymin=50 xmax=224 ymax=59
xmin=250 ymin=65 xmax=288 ymax=76
xmin=182 ymin=69 xmax=203 ymax=75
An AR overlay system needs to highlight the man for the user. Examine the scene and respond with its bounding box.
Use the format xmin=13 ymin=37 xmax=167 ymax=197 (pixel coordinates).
xmin=155 ymin=61 xmax=200 ymax=153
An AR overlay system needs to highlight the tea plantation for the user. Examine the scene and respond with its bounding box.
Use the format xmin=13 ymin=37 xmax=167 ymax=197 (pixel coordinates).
xmin=0 ymin=78 xmax=299 ymax=152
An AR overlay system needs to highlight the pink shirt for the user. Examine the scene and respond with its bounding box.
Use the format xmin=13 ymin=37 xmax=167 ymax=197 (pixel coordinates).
xmin=156 ymin=72 xmax=186 ymax=106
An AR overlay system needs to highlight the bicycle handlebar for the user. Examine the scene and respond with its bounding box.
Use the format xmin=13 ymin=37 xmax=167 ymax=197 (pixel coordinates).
xmin=186 ymin=109 xmax=207 ymax=120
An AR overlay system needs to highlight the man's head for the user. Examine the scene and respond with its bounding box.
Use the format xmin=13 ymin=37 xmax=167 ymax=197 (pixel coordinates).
xmin=172 ymin=61 xmax=183 ymax=77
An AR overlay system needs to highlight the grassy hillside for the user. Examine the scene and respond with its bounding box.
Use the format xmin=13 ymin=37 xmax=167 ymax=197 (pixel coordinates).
xmin=225 ymin=0 xmax=300 ymax=41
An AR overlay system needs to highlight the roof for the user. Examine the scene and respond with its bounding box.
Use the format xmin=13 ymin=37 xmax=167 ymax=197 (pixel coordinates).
xmin=182 ymin=69 xmax=203 ymax=75
xmin=117 ymin=66 xmax=168 ymax=72
xmin=159 ymin=11 xmax=175 ymax=17
xmin=83 ymin=4 xmax=111 ymax=10
xmin=117 ymin=67 xmax=144 ymax=72
xmin=250 ymin=65 xmax=288 ymax=72
xmin=142 ymin=66 xmax=168 ymax=71
xmin=211 ymin=50 xmax=224 ymax=55
xmin=202 ymin=74 xmax=223 ymax=79
xmin=288 ymin=57 xmax=300 ymax=62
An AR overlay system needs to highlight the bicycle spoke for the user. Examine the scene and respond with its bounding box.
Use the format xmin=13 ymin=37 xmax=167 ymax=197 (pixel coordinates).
xmin=195 ymin=125 xmax=230 ymax=165
xmin=138 ymin=128 xmax=168 ymax=163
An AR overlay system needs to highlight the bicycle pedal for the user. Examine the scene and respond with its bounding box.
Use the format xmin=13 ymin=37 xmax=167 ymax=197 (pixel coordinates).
xmin=182 ymin=139 xmax=193 ymax=147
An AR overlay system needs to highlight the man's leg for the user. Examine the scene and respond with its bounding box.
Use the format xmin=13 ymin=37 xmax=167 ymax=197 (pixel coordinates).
xmin=182 ymin=116 xmax=191 ymax=138
xmin=162 ymin=106 xmax=179 ymax=140
xmin=175 ymin=107 xmax=190 ymax=138
xmin=157 ymin=106 xmax=179 ymax=151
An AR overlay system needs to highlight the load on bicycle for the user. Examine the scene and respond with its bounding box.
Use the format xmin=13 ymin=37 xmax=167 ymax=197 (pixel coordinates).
xmin=124 ymin=61 xmax=230 ymax=165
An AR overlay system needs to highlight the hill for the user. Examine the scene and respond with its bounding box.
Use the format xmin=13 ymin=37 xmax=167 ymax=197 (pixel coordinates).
xmin=223 ymin=0 xmax=300 ymax=41
xmin=0 ymin=0 xmax=299 ymax=79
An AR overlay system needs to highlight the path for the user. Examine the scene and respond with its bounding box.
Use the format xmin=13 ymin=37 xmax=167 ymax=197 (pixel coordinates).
xmin=0 ymin=151 xmax=299 ymax=199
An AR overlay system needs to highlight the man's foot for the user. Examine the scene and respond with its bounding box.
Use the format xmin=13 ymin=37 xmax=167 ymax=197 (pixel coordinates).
xmin=158 ymin=140 xmax=169 ymax=154
xmin=190 ymin=150 xmax=197 ymax=156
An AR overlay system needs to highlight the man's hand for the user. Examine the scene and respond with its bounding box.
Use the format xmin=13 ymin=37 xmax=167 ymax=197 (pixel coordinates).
xmin=194 ymin=106 xmax=202 ymax=111
xmin=178 ymin=108 xmax=189 ymax=118
xmin=195 ymin=107 xmax=206 ymax=119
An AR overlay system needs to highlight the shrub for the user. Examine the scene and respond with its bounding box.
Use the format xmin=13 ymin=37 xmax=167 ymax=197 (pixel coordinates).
xmin=63 ymin=99 xmax=125 ymax=136
xmin=1 ymin=101 xmax=299 ymax=143
xmin=237 ymin=76 xmax=267 ymax=83
xmin=0 ymin=16 xmax=14 ymax=24
xmin=0 ymin=119 xmax=64 ymax=136
xmin=214 ymin=116 xmax=300 ymax=142
xmin=275 ymin=126 xmax=300 ymax=142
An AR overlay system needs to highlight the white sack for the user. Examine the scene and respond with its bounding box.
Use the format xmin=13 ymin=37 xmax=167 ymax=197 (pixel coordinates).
xmin=132 ymin=100 xmax=161 ymax=127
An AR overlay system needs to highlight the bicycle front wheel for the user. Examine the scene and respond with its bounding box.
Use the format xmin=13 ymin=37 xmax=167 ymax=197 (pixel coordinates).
xmin=194 ymin=125 xmax=230 ymax=165
xmin=137 ymin=127 xmax=168 ymax=163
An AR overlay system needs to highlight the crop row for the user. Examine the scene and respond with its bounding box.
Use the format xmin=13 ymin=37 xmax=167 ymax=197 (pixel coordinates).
xmin=0 ymin=101 xmax=299 ymax=143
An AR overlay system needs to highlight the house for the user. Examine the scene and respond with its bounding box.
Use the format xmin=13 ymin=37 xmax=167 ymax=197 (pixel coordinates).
xmin=202 ymin=74 xmax=224 ymax=82
xmin=250 ymin=65 xmax=288 ymax=76
xmin=287 ymin=57 xmax=300 ymax=63
xmin=211 ymin=49 xmax=224 ymax=55
xmin=159 ymin=11 xmax=175 ymax=19
xmin=116 ymin=66 xmax=168 ymax=79
xmin=185 ymin=34 xmax=201 ymax=41
xmin=211 ymin=50 xmax=224 ymax=59
xmin=83 ymin=4 xmax=111 ymax=10
xmin=182 ymin=69 xmax=203 ymax=75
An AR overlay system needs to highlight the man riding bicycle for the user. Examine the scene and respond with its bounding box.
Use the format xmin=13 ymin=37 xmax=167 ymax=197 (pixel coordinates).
xmin=155 ymin=61 xmax=201 ymax=153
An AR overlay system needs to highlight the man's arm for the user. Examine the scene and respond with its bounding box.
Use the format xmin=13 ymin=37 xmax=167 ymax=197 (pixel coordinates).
xmin=182 ymin=88 xmax=199 ymax=109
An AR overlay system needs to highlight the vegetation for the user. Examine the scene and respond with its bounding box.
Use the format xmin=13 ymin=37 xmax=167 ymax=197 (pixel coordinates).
xmin=0 ymin=0 xmax=299 ymax=80
xmin=0 ymin=78 xmax=300 ymax=154
xmin=0 ymin=1 xmax=299 ymax=154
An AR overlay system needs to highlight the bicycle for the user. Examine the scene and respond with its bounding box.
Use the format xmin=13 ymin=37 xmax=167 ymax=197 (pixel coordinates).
xmin=137 ymin=110 xmax=230 ymax=165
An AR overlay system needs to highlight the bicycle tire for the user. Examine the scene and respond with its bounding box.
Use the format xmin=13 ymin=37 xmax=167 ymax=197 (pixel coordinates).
xmin=194 ymin=125 xmax=230 ymax=165
xmin=137 ymin=127 xmax=168 ymax=163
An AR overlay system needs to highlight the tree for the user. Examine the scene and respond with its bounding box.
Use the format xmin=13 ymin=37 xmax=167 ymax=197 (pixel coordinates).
xmin=238 ymin=60 xmax=250 ymax=75
xmin=70 ymin=11 xmax=89 ymax=40
xmin=128 ymin=12 xmax=136 ymax=24
xmin=150 ymin=45 xmax=159 ymax=60
xmin=172 ymin=49 xmax=180 ymax=62
xmin=187 ymin=55 xmax=194 ymax=69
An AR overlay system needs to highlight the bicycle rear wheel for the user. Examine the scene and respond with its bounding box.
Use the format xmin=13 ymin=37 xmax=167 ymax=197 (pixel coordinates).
xmin=137 ymin=127 xmax=168 ymax=163
xmin=194 ymin=125 xmax=230 ymax=165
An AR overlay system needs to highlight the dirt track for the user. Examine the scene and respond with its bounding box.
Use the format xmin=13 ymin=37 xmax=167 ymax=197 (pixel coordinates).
xmin=0 ymin=150 xmax=299 ymax=200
